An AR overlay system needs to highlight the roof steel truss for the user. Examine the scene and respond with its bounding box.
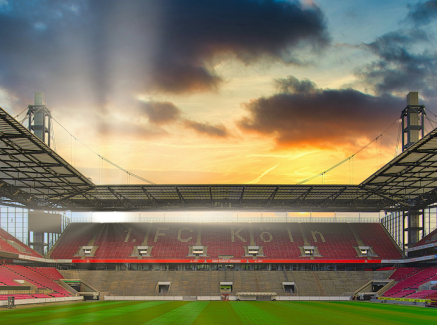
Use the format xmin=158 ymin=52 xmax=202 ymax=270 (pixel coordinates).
xmin=2 ymin=105 xmax=437 ymax=212
xmin=362 ymin=128 xmax=437 ymax=209
xmin=0 ymin=107 xmax=93 ymax=208
xmin=53 ymin=184 xmax=394 ymax=212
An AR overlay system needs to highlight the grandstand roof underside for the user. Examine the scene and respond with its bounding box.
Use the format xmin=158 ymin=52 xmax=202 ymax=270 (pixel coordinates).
xmin=1 ymin=106 xmax=437 ymax=212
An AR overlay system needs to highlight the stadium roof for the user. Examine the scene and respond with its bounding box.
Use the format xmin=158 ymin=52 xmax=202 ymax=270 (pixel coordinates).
xmin=363 ymin=127 xmax=437 ymax=210
xmin=0 ymin=107 xmax=93 ymax=208
xmin=48 ymin=184 xmax=395 ymax=212
xmin=1 ymin=106 xmax=437 ymax=212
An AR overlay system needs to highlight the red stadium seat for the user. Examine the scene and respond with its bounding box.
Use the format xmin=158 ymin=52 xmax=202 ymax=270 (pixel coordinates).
xmin=50 ymin=222 xmax=403 ymax=261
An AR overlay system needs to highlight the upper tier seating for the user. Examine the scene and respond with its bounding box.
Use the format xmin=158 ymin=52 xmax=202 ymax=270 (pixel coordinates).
xmin=93 ymin=224 xmax=148 ymax=259
xmin=354 ymin=224 xmax=402 ymax=258
xmin=50 ymin=222 xmax=403 ymax=260
xmin=253 ymin=224 xmax=303 ymax=259
xmin=49 ymin=223 xmax=99 ymax=259
xmin=301 ymin=224 xmax=360 ymax=260
xmin=202 ymin=224 xmax=247 ymax=259
xmin=0 ymin=228 xmax=42 ymax=258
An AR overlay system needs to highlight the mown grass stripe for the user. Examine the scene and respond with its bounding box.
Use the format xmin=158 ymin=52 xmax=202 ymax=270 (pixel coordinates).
xmin=273 ymin=301 xmax=397 ymax=325
xmin=144 ymin=301 xmax=209 ymax=325
xmin=0 ymin=301 xmax=129 ymax=324
xmin=230 ymin=301 xmax=286 ymax=325
xmin=297 ymin=301 xmax=437 ymax=325
xmin=0 ymin=301 xmax=125 ymax=317
xmin=0 ymin=300 xmax=436 ymax=325
xmin=249 ymin=301 xmax=332 ymax=325
xmin=86 ymin=301 xmax=189 ymax=325
xmin=233 ymin=301 xmax=360 ymax=325
xmin=192 ymin=301 xmax=242 ymax=325
xmin=31 ymin=301 xmax=169 ymax=325
xmin=321 ymin=300 xmax=437 ymax=317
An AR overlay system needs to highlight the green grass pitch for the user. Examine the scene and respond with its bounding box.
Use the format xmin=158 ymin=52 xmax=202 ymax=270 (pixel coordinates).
xmin=1 ymin=301 xmax=437 ymax=324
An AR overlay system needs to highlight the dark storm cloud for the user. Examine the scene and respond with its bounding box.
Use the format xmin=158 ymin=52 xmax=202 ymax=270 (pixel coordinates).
xmin=0 ymin=0 xmax=121 ymax=114
xmin=0 ymin=0 xmax=330 ymax=112
xmin=136 ymin=100 xmax=229 ymax=138
xmin=238 ymin=76 xmax=403 ymax=149
xmin=355 ymin=29 xmax=437 ymax=98
xmin=146 ymin=0 xmax=330 ymax=93
xmin=355 ymin=0 xmax=437 ymax=99
xmin=406 ymin=0 xmax=437 ymax=26
xmin=140 ymin=101 xmax=181 ymax=125
xmin=183 ymin=120 xmax=229 ymax=138
xmin=274 ymin=76 xmax=318 ymax=94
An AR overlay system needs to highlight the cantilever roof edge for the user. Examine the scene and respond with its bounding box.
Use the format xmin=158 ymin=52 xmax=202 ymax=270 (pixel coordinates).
xmin=361 ymin=127 xmax=437 ymax=208
xmin=0 ymin=105 xmax=431 ymax=212
xmin=0 ymin=106 xmax=94 ymax=206
xmin=361 ymin=127 xmax=437 ymax=186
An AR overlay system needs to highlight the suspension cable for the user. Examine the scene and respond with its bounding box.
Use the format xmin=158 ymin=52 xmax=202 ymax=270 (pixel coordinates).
xmin=14 ymin=107 xmax=29 ymax=121
xmin=51 ymin=116 xmax=155 ymax=185
xmin=298 ymin=118 xmax=399 ymax=184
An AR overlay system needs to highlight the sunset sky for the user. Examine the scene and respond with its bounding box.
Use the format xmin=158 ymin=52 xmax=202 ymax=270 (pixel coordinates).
xmin=1 ymin=0 xmax=437 ymax=185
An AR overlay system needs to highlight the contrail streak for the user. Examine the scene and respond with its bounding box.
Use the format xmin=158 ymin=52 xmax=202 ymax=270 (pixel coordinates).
xmin=247 ymin=164 xmax=280 ymax=184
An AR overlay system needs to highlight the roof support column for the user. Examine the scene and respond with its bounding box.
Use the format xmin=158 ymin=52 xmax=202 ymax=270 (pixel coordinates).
xmin=406 ymin=209 xmax=423 ymax=248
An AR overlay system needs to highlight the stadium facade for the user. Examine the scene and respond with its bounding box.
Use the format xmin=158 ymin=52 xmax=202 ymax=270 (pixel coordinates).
xmin=1 ymin=92 xmax=437 ymax=304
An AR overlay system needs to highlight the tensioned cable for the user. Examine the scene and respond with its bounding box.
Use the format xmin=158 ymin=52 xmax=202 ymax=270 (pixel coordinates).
xmin=425 ymin=116 xmax=436 ymax=129
xmin=51 ymin=116 xmax=155 ymax=185
xmin=14 ymin=107 xmax=29 ymax=121
xmin=297 ymin=118 xmax=400 ymax=185
xmin=426 ymin=107 xmax=437 ymax=118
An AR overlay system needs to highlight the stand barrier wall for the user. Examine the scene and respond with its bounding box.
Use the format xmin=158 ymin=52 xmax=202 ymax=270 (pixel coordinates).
xmin=104 ymin=296 xmax=351 ymax=301
xmin=0 ymin=296 xmax=83 ymax=307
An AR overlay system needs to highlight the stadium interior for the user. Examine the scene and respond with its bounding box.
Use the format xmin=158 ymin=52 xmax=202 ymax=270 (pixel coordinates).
xmin=1 ymin=92 xmax=437 ymax=307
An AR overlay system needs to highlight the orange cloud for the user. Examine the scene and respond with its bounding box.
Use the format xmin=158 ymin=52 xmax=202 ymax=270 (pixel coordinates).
xmin=238 ymin=76 xmax=404 ymax=150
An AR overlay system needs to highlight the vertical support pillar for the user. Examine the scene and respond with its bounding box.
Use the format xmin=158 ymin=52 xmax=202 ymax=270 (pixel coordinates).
xmin=31 ymin=232 xmax=45 ymax=255
xmin=397 ymin=212 xmax=400 ymax=246
xmin=401 ymin=92 xmax=426 ymax=151
xmin=402 ymin=211 xmax=406 ymax=252
xmin=420 ymin=209 xmax=426 ymax=239
xmin=407 ymin=210 xmax=423 ymax=248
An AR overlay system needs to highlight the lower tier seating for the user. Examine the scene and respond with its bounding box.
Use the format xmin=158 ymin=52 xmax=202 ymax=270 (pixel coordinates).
xmin=0 ymin=265 xmax=70 ymax=297
xmin=383 ymin=267 xmax=437 ymax=298
xmin=59 ymin=269 xmax=376 ymax=297
xmin=406 ymin=290 xmax=437 ymax=299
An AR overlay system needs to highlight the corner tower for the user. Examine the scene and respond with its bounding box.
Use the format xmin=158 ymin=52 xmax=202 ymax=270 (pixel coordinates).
xmin=26 ymin=92 xmax=52 ymax=147
xmin=401 ymin=91 xmax=425 ymax=151
xmin=401 ymin=92 xmax=426 ymax=247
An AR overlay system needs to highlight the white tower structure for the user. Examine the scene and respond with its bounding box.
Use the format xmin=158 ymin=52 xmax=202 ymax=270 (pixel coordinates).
xmin=401 ymin=92 xmax=425 ymax=151
xmin=26 ymin=92 xmax=52 ymax=146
